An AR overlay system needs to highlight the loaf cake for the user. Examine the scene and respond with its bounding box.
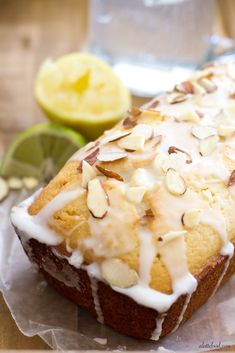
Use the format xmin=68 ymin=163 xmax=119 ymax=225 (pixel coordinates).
xmin=11 ymin=62 xmax=235 ymax=340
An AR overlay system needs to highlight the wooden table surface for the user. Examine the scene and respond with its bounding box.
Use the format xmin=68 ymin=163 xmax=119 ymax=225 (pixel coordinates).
xmin=0 ymin=0 xmax=235 ymax=350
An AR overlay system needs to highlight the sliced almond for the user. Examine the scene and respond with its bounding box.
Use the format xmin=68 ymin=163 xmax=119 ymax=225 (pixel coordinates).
xmin=191 ymin=125 xmax=217 ymax=140
xmin=217 ymin=125 xmax=235 ymax=137
xmin=102 ymin=131 xmax=131 ymax=144
xmin=198 ymin=78 xmax=217 ymax=93
xmin=97 ymin=150 xmax=128 ymax=162
xmin=165 ymin=168 xmax=187 ymax=196
xmin=122 ymin=116 xmax=138 ymax=129
xmin=132 ymin=124 xmax=153 ymax=141
xmin=8 ymin=177 xmax=23 ymax=190
xmin=166 ymin=92 xmax=188 ymax=104
xmin=199 ymin=135 xmax=219 ymax=156
xmin=81 ymin=160 xmax=97 ymax=188
xmin=141 ymin=110 xmax=164 ymax=121
xmin=146 ymin=98 xmax=160 ymax=110
xmin=117 ymin=135 xmax=145 ymax=151
xmin=22 ymin=177 xmax=39 ymax=190
xmin=101 ymin=258 xmax=138 ymax=288
xmin=158 ymin=230 xmax=187 ymax=247
xmin=175 ymin=81 xmax=194 ymax=94
xmin=193 ymin=82 xmax=206 ymax=95
xmin=0 ymin=177 xmax=9 ymax=202
xmin=87 ymin=179 xmax=109 ymax=218
xmin=96 ymin=165 xmax=123 ymax=182
xmin=78 ymin=147 xmax=99 ymax=171
xmin=227 ymin=63 xmax=235 ymax=80
xmin=127 ymin=186 xmax=146 ymax=203
xmin=181 ymin=209 xmax=201 ymax=228
xmin=168 ymin=146 xmax=192 ymax=164
xmin=153 ymin=154 xmax=167 ymax=175
xmin=176 ymin=110 xmax=200 ymax=123
xmin=128 ymin=106 xmax=142 ymax=117
xmin=228 ymin=170 xmax=235 ymax=187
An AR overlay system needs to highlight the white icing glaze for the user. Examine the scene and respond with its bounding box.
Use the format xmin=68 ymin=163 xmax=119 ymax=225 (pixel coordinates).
xmin=151 ymin=314 xmax=166 ymax=341
xmin=138 ymin=226 xmax=156 ymax=286
xmin=87 ymin=263 xmax=104 ymax=323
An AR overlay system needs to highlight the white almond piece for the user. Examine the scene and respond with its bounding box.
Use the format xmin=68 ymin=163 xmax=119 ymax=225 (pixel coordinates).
xmin=87 ymin=179 xmax=109 ymax=218
xmin=193 ymin=82 xmax=206 ymax=95
xmin=102 ymin=130 xmax=131 ymax=144
xmin=227 ymin=63 xmax=235 ymax=80
xmin=132 ymin=124 xmax=153 ymax=140
xmin=22 ymin=177 xmax=39 ymax=190
xmin=153 ymin=154 xmax=167 ymax=175
xmin=191 ymin=125 xmax=217 ymax=140
xmin=158 ymin=230 xmax=187 ymax=247
xmin=166 ymin=92 xmax=187 ymax=104
xmin=182 ymin=209 xmax=201 ymax=228
xmin=8 ymin=177 xmax=23 ymax=190
xmin=127 ymin=186 xmax=147 ymax=203
xmin=0 ymin=177 xmax=9 ymax=202
xmin=198 ymin=78 xmax=217 ymax=93
xmin=176 ymin=110 xmax=200 ymax=123
xmin=117 ymin=134 xmax=145 ymax=151
xmin=199 ymin=135 xmax=219 ymax=156
xmin=97 ymin=150 xmax=128 ymax=162
xmin=165 ymin=168 xmax=187 ymax=196
xmin=81 ymin=160 xmax=97 ymax=188
xmin=101 ymin=258 xmax=138 ymax=288
xmin=162 ymin=152 xmax=187 ymax=173
xmin=217 ymin=125 xmax=235 ymax=137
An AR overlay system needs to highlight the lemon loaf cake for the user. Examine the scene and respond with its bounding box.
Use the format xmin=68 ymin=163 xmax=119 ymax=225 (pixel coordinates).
xmin=11 ymin=62 xmax=235 ymax=340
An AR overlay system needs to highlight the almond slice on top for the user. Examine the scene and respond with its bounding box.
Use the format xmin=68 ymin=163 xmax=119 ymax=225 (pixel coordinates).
xmin=165 ymin=168 xmax=187 ymax=196
xmin=81 ymin=160 xmax=97 ymax=188
xmin=158 ymin=230 xmax=187 ymax=247
xmin=175 ymin=81 xmax=194 ymax=94
xmin=181 ymin=209 xmax=201 ymax=228
xmin=166 ymin=92 xmax=188 ymax=104
xmin=217 ymin=125 xmax=235 ymax=137
xmin=117 ymin=134 xmax=145 ymax=151
xmin=198 ymin=78 xmax=217 ymax=93
xmin=168 ymin=146 xmax=192 ymax=164
xmin=96 ymin=164 xmax=123 ymax=182
xmin=176 ymin=110 xmax=200 ymax=123
xmin=87 ymin=179 xmax=109 ymax=218
xmin=97 ymin=150 xmax=128 ymax=162
xmin=191 ymin=125 xmax=217 ymax=140
xmin=127 ymin=186 xmax=146 ymax=203
xmin=102 ymin=130 xmax=131 ymax=144
xmin=199 ymin=135 xmax=219 ymax=156
xmin=132 ymin=124 xmax=153 ymax=141
xmin=78 ymin=147 xmax=100 ymax=171
xmin=101 ymin=258 xmax=138 ymax=288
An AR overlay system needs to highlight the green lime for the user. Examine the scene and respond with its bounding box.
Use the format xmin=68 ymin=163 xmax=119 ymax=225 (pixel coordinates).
xmin=0 ymin=123 xmax=86 ymax=181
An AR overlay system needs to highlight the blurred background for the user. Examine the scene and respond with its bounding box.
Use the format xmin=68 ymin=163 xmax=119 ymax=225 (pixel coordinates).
xmin=0 ymin=0 xmax=235 ymax=349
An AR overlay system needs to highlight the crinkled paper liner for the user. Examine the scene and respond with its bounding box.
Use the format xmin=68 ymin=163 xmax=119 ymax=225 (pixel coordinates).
xmin=0 ymin=191 xmax=235 ymax=351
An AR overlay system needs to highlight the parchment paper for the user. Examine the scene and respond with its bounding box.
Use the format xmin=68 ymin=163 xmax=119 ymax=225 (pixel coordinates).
xmin=0 ymin=190 xmax=235 ymax=351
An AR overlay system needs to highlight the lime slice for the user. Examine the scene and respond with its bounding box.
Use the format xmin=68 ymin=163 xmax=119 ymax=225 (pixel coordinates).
xmin=0 ymin=123 xmax=86 ymax=181
xmin=35 ymin=53 xmax=131 ymax=140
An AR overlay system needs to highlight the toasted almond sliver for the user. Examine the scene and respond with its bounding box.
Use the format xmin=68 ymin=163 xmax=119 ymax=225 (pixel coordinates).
xmin=175 ymin=81 xmax=194 ymax=94
xmin=193 ymin=82 xmax=206 ymax=95
xmin=153 ymin=153 xmax=167 ymax=174
xmin=78 ymin=147 xmax=100 ymax=171
xmin=97 ymin=150 xmax=128 ymax=162
xmin=158 ymin=230 xmax=187 ymax=247
xmin=127 ymin=186 xmax=146 ymax=204
xmin=165 ymin=168 xmax=187 ymax=196
xmin=168 ymin=146 xmax=192 ymax=164
xmin=22 ymin=177 xmax=39 ymax=190
xmin=117 ymin=135 xmax=145 ymax=151
xmin=228 ymin=170 xmax=235 ymax=187
xmin=101 ymin=258 xmax=139 ymax=288
xmin=199 ymin=135 xmax=219 ymax=156
xmin=166 ymin=92 xmax=188 ymax=104
xmin=181 ymin=209 xmax=201 ymax=228
xmin=96 ymin=164 xmax=123 ymax=181
xmin=87 ymin=179 xmax=109 ymax=218
xmin=132 ymin=124 xmax=153 ymax=141
xmin=81 ymin=160 xmax=97 ymax=188
xmin=146 ymin=98 xmax=160 ymax=110
xmin=102 ymin=131 xmax=132 ymax=144
xmin=176 ymin=110 xmax=200 ymax=123
xmin=198 ymin=78 xmax=217 ymax=93
xmin=0 ymin=177 xmax=9 ymax=202
xmin=8 ymin=177 xmax=23 ymax=190
xmin=122 ymin=116 xmax=138 ymax=129
xmin=128 ymin=106 xmax=142 ymax=117
xmin=191 ymin=125 xmax=217 ymax=140
xmin=217 ymin=125 xmax=235 ymax=137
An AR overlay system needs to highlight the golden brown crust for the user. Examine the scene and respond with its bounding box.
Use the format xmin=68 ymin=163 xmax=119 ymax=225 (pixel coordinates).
xmin=17 ymin=230 xmax=235 ymax=340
